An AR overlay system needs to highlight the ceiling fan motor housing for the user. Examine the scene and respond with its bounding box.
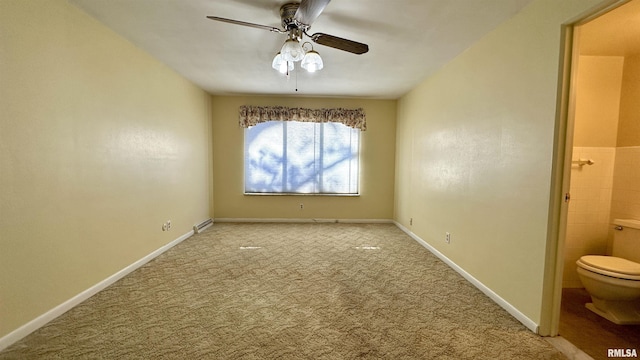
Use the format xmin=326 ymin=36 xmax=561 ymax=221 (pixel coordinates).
xmin=280 ymin=2 xmax=308 ymax=34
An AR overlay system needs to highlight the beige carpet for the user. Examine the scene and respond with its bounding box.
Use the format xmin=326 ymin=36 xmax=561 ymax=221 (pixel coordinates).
xmin=0 ymin=223 xmax=565 ymax=359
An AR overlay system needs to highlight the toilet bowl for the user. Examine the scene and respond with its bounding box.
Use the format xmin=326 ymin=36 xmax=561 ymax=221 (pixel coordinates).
xmin=576 ymin=219 xmax=640 ymax=325
xmin=576 ymin=256 xmax=640 ymax=324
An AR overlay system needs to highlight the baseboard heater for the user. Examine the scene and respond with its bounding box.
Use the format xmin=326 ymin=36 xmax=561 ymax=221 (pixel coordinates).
xmin=193 ymin=218 xmax=213 ymax=234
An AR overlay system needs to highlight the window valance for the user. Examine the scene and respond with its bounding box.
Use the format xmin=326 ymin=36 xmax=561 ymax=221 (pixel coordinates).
xmin=239 ymin=105 xmax=366 ymax=131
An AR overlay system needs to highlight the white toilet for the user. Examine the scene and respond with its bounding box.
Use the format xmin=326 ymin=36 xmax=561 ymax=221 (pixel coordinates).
xmin=576 ymin=219 xmax=640 ymax=325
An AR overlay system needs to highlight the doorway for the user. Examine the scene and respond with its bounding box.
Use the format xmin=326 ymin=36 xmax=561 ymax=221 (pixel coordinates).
xmin=551 ymin=0 xmax=640 ymax=358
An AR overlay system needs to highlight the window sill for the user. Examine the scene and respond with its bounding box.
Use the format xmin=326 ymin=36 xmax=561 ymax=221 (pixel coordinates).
xmin=243 ymin=192 xmax=360 ymax=197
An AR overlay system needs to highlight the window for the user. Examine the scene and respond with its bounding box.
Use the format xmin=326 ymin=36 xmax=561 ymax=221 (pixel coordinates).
xmin=244 ymin=121 xmax=359 ymax=195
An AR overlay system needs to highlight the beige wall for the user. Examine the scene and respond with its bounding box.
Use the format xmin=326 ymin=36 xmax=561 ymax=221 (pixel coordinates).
xmin=612 ymin=54 xmax=640 ymax=227
xmin=572 ymin=56 xmax=624 ymax=147
xmin=0 ymin=0 xmax=212 ymax=339
xmin=212 ymin=96 xmax=396 ymax=220
xmin=617 ymin=54 xmax=640 ymax=147
xmin=394 ymin=0 xmax=605 ymax=328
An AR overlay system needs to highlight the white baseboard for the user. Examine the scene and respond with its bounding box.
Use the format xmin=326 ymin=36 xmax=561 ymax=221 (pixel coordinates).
xmin=0 ymin=229 xmax=195 ymax=352
xmin=393 ymin=221 xmax=539 ymax=334
xmin=214 ymin=218 xmax=394 ymax=224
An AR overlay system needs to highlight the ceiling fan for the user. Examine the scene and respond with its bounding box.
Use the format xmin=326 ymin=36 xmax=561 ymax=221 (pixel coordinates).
xmin=207 ymin=0 xmax=369 ymax=74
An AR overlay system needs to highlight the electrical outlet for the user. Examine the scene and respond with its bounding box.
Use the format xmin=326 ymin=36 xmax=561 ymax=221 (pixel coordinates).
xmin=445 ymin=232 xmax=451 ymax=244
xmin=299 ymin=203 xmax=304 ymax=210
xmin=162 ymin=220 xmax=172 ymax=231
xmin=410 ymin=218 xmax=413 ymax=226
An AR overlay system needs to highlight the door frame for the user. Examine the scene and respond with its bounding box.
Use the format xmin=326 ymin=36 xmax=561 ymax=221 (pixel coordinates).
xmin=540 ymin=0 xmax=630 ymax=337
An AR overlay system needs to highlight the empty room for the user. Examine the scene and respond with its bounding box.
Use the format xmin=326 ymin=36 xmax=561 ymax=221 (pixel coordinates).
xmin=1 ymin=0 xmax=638 ymax=359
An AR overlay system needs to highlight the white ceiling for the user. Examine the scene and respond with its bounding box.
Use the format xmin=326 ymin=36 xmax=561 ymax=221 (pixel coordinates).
xmin=69 ymin=0 xmax=535 ymax=99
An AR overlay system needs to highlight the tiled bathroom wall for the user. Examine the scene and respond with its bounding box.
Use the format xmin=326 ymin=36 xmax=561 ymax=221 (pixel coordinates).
xmin=611 ymin=146 xmax=640 ymax=229
xmin=564 ymin=146 xmax=640 ymax=287
xmin=563 ymin=147 xmax=616 ymax=288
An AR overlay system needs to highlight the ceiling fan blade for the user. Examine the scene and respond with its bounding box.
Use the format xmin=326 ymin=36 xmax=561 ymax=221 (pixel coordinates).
xmin=309 ymin=33 xmax=369 ymax=54
xmin=295 ymin=0 xmax=331 ymax=26
xmin=206 ymin=16 xmax=285 ymax=33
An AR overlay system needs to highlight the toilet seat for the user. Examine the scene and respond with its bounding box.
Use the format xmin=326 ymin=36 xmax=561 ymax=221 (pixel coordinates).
xmin=577 ymin=255 xmax=640 ymax=281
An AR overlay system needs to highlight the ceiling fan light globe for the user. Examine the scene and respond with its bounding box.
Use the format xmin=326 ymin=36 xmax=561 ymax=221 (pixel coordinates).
xmin=271 ymin=53 xmax=283 ymax=71
xmin=301 ymin=50 xmax=323 ymax=73
xmin=272 ymin=53 xmax=293 ymax=74
xmin=281 ymin=39 xmax=305 ymax=62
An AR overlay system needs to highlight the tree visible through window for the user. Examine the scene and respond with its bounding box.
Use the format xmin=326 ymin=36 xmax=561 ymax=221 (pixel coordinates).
xmin=244 ymin=121 xmax=359 ymax=194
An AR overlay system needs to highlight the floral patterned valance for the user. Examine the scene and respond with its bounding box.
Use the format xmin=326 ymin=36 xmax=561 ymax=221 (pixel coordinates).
xmin=239 ymin=105 xmax=366 ymax=131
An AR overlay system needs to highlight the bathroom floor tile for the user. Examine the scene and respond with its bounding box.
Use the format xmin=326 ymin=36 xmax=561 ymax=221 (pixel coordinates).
xmin=560 ymin=288 xmax=640 ymax=360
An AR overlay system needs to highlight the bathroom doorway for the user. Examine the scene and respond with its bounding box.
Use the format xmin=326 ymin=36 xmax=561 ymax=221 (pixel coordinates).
xmin=554 ymin=0 xmax=640 ymax=358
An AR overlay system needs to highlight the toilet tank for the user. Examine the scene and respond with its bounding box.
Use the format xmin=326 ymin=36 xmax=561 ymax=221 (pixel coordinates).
xmin=612 ymin=219 xmax=640 ymax=263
